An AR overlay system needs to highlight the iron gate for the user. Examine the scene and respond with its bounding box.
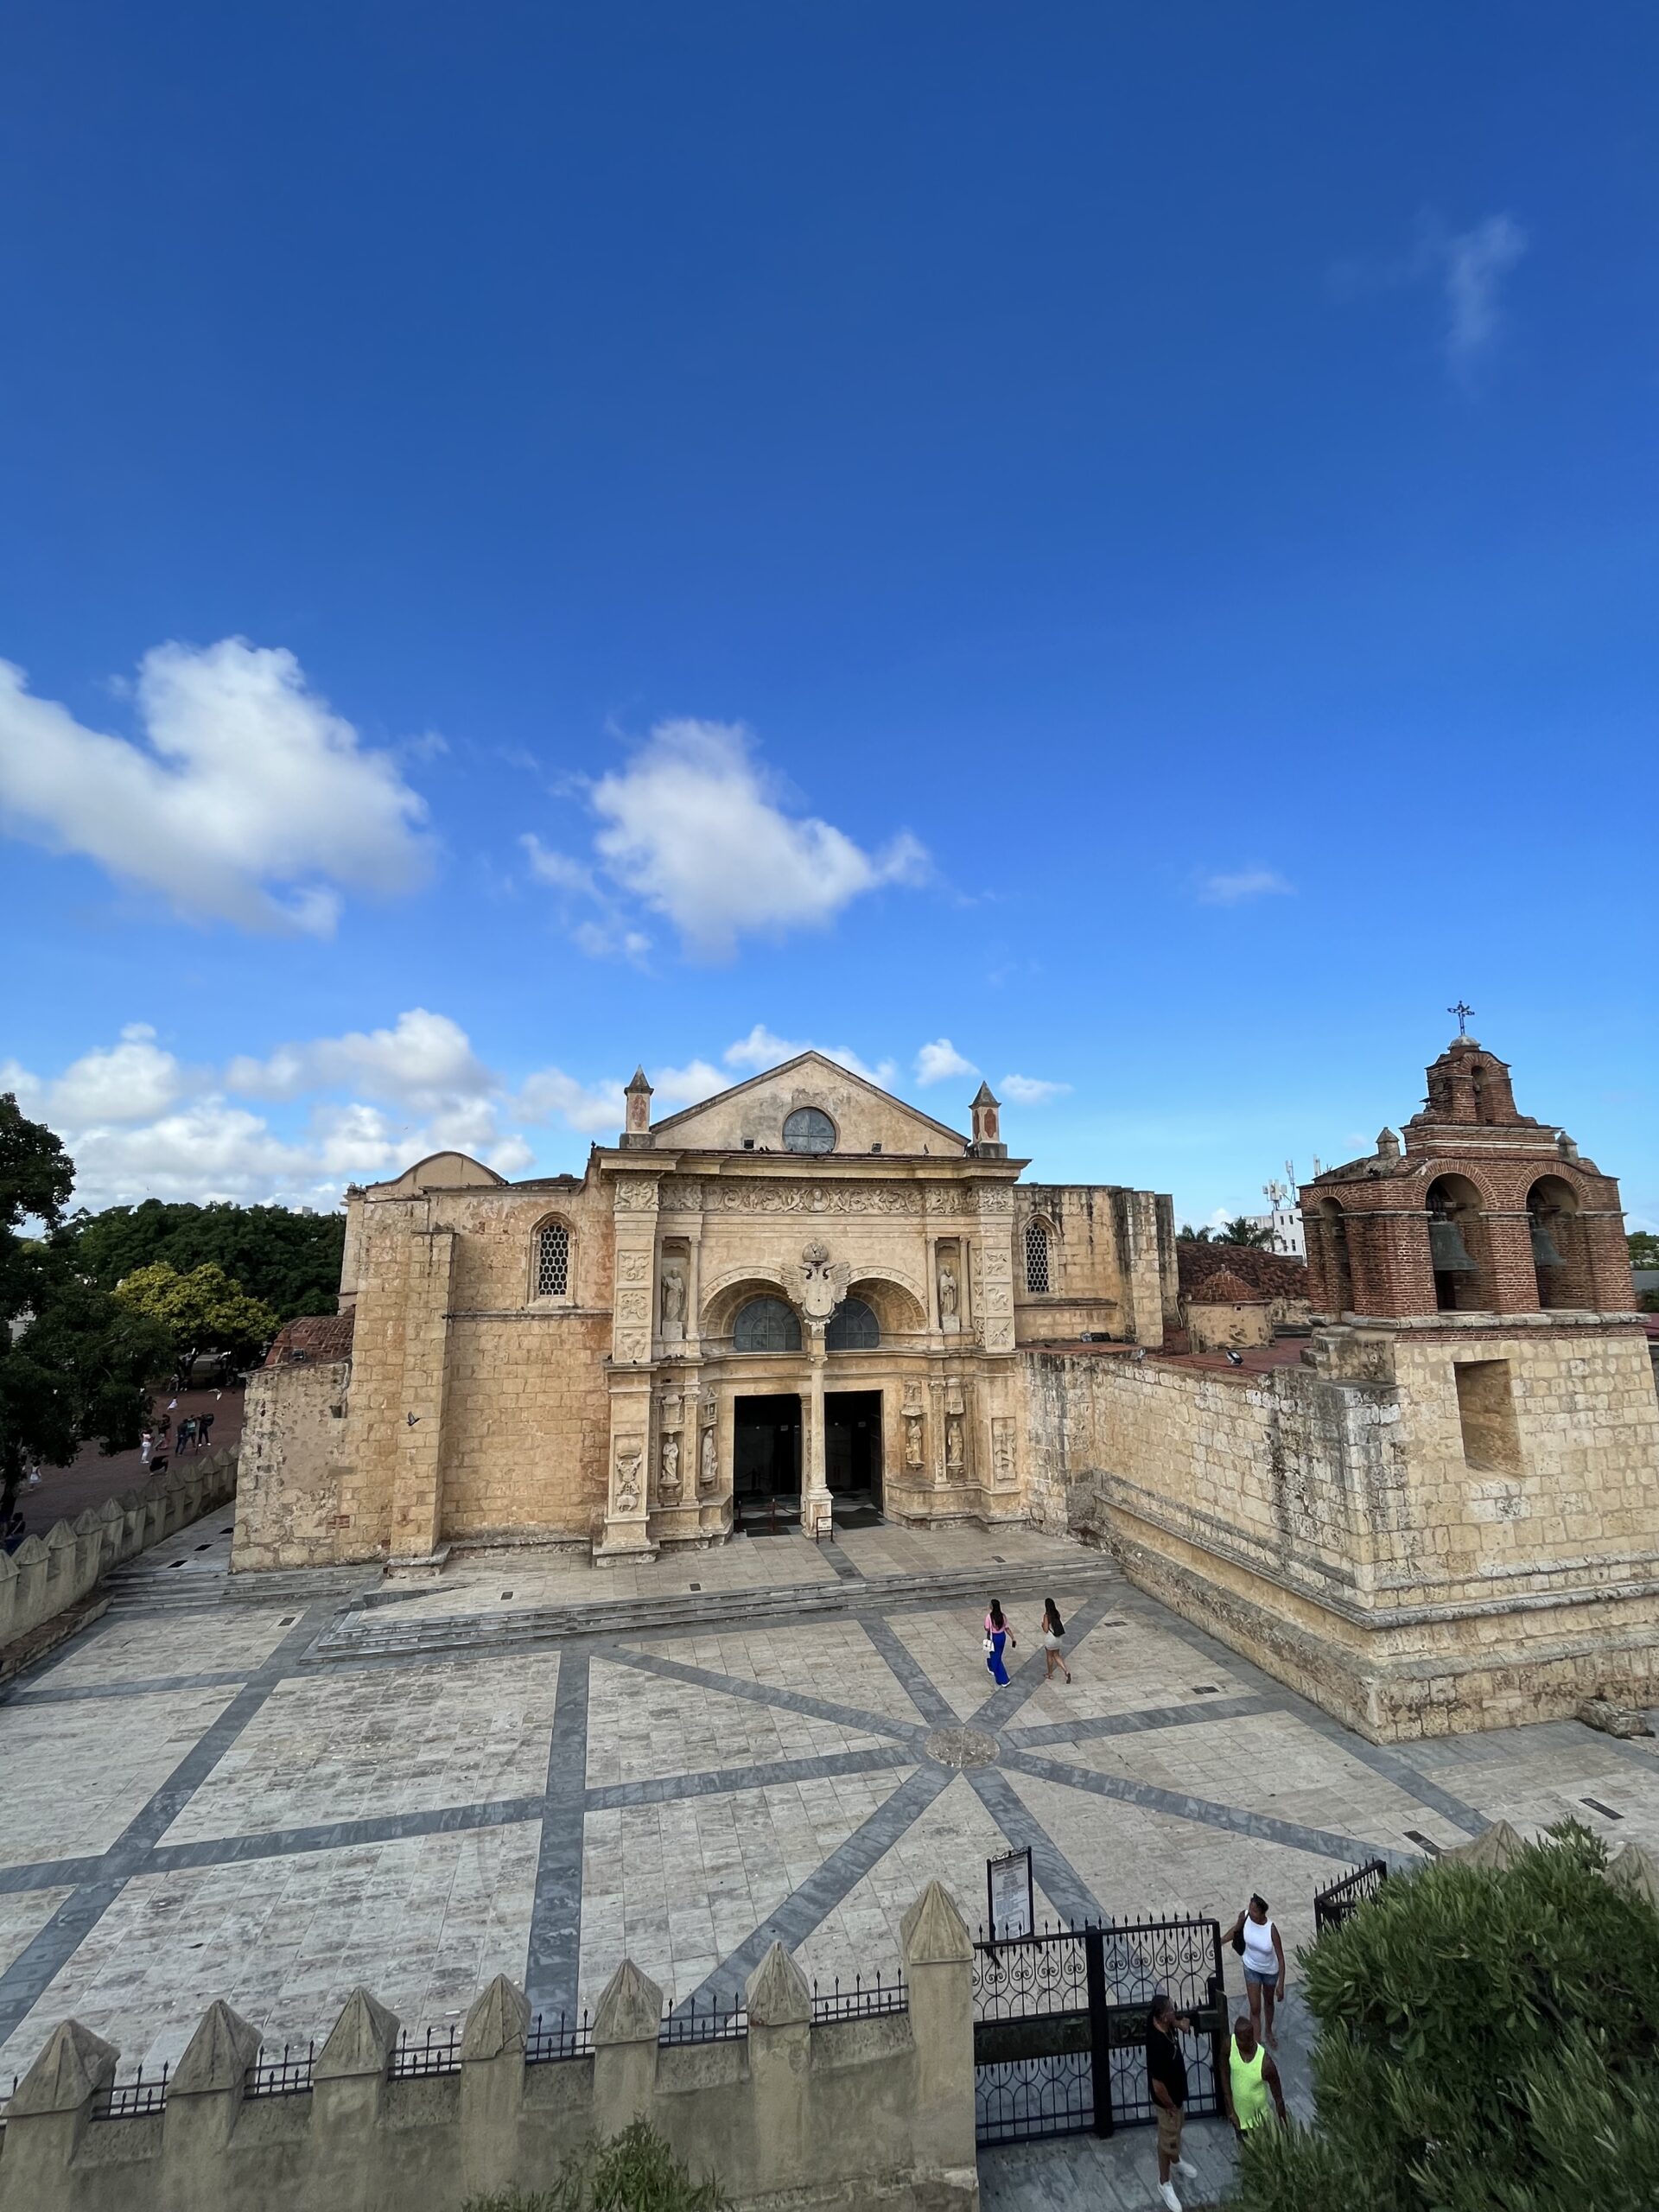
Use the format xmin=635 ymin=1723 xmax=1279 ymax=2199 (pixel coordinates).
xmin=972 ymin=1916 xmax=1226 ymax=2146
xmin=1313 ymin=1857 xmax=1389 ymax=1935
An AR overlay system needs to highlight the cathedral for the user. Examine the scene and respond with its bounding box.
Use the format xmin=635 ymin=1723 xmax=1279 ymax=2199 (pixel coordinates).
xmin=236 ymin=1036 xmax=1659 ymax=1742
xmin=236 ymin=1052 xmax=1176 ymax=1568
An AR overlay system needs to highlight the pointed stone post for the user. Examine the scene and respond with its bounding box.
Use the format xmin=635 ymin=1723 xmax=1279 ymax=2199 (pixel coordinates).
xmin=621 ymin=1066 xmax=655 ymax=1149
xmin=460 ymin=1973 xmax=530 ymax=2201
xmin=310 ymin=1987 xmax=400 ymax=2212
xmin=0 ymin=2018 xmax=118 ymax=2207
xmin=590 ymin=1959 xmax=661 ymax=2139
xmin=900 ymin=1881 xmax=977 ymax=2188
xmin=745 ymin=1942 xmax=813 ymax=2196
xmin=161 ymin=1999 xmax=263 ymax=2212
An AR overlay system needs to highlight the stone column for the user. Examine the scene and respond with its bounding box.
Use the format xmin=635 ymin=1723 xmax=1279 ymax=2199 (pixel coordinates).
xmin=744 ymin=1943 xmax=814 ymax=2197
xmin=161 ymin=1999 xmax=263 ymax=2212
xmin=460 ymin=1974 xmax=530 ymax=2202
xmin=591 ymin=1959 xmax=662 ymax=2139
xmin=802 ymin=1324 xmax=831 ymax=1539
xmin=0 ymin=2018 xmax=118 ymax=2210
xmin=599 ymin=1176 xmax=659 ymax=1564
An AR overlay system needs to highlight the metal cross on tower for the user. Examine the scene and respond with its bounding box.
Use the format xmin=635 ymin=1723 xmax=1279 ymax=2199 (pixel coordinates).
xmin=1448 ymin=1001 xmax=1474 ymax=1038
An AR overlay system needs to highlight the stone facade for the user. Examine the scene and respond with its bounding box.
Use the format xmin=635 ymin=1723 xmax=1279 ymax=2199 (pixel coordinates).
xmin=1027 ymin=1038 xmax=1659 ymax=1739
xmin=233 ymin=1054 xmax=1174 ymax=1571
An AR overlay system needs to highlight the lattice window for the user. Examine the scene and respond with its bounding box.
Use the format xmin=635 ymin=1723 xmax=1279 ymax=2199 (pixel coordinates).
xmin=782 ymin=1107 xmax=836 ymax=1154
xmin=733 ymin=1295 xmax=802 ymax=1351
xmin=536 ymin=1222 xmax=570 ymax=1299
xmin=825 ymin=1296 xmax=880 ymax=1351
xmin=1024 ymin=1219 xmax=1051 ymax=1294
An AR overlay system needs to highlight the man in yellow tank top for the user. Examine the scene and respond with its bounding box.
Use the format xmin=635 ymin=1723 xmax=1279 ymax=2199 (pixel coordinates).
xmin=1224 ymin=2013 xmax=1287 ymax=2138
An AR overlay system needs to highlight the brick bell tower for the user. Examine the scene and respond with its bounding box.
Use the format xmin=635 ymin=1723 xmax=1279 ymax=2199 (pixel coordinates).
xmin=1287 ymin=1031 xmax=1659 ymax=1735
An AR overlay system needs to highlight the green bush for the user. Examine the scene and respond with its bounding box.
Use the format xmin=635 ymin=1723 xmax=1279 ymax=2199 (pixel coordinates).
xmin=463 ymin=2119 xmax=731 ymax=2212
xmin=1235 ymin=1822 xmax=1659 ymax=2212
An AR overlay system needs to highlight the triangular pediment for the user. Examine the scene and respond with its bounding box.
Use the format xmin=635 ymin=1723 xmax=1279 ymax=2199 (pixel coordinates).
xmin=650 ymin=1053 xmax=969 ymax=1156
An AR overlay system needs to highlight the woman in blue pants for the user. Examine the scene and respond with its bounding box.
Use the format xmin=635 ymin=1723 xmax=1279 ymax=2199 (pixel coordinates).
xmin=984 ymin=1599 xmax=1016 ymax=1685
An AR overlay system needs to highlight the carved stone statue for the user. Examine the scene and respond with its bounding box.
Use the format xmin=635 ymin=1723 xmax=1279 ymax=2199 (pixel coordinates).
xmin=904 ymin=1412 xmax=925 ymax=1469
xmin=699 ymin=1425 xmax=716 ymax=1493
xmin=614 ymin=1446 xmax=643 ymax=1515
xmin=660 ymin=1266 xmax=686 ymax=1332
xmin=798 ymin=1239 xmax=851 ymax=1322
xmin=660 ymin=1435 xmax=680 ymax=1501
xmin=945 ymin=1416 xmax=964 ymax=1476
xmin=938 ymin=1262 xmax=959 ymax=1320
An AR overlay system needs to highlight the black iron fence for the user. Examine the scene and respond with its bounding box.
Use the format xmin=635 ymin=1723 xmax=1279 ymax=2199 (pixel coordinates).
xmin=971 ymin=1914 xmax=1225 ymax=2147
xmin=1313 ymin=1858 xmax=1389 ymax=1936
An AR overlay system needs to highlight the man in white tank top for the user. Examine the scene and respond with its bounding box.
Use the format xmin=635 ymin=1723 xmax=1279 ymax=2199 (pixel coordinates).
xmin=1224 ymin=1893 xmax=1287 ymax=2048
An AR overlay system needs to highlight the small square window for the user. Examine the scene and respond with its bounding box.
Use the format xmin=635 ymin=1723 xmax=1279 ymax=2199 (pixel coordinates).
xmin=1454 ymin=1359 xmax=1521 ymax=1473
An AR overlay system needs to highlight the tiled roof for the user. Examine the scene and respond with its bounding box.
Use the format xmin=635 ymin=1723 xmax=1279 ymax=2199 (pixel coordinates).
xmin=1185 ymin=1267 xmax=1267 ymax=1306
xmin=264 ymin=1313 xmax=355 ymax=1367
xmin=1176 ymin=1242 xmax=1307 ymax=1300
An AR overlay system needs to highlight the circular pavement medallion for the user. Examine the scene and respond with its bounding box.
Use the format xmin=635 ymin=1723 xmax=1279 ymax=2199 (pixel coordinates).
xmin=923 ymin=1725 xmax=999 ymax=1770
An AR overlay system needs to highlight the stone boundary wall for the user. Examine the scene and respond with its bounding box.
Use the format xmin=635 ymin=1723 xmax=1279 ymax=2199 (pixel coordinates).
xmin=0 ymin=1449 xmax=238 ymax=1668
xmin=0 ymin=1884 xmax=977 ymax=2212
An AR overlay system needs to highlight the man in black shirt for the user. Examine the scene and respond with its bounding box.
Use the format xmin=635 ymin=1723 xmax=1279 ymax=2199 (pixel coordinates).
xmin=1147 ymin=1993 xmax=1201 ymax=2211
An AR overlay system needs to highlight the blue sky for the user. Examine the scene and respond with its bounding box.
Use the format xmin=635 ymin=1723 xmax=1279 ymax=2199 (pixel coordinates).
xmin=1 ymin=3 xmax=1654 ymax=1231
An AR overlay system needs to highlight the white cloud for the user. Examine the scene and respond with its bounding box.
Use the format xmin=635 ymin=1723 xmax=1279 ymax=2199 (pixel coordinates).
xmin=650 ymin=1059 xmax=728 ymax=1107
xmin=515 ymin=1066 xmax=628 ymax=1136
xmin=533 ymin=719 xmax=929 ymax=961
xmin=1 ymin=1024 xmax=188 ymax=1127
xmin=0 ymin=639 xmax=433 ymax=934
xmin=914 ymin=1039 xmax=978 ymax=1087
xmin=1000 ymin=1073 xmax=1071 ymax=1105
xmin=722 ymin=1025 xmax=896 ymax=1088
xmin=1196 ymin=868 xmax=1294 ymax=906
xmin=1436 ymin=213 xmax=1529 ymax=384
xmin=226 ymin=1008 xmax=493 ymax=1109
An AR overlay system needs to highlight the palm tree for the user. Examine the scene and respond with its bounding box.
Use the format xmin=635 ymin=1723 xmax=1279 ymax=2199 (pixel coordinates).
xmin=1217 ymin=1217 xmax=1273 ymax=1249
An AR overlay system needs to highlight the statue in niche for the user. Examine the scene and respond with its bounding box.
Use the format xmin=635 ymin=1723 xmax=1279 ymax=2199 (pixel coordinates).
xmin=661 ymin=1267 xmax=686 ymax=1333
xmin=614 ymin=1446 xmax=643 ymax=1515
xmin=945 ymin=1416 xmax=964 ymax=1477
xmin=904 ymin=1412 xmax=925 ymax=1469
xmin=699 ymin=1424 xmax=716 ymax=1493
xmin=938 ymin=1262 xmax=958 ymax=1319
xmin=660 ymin=1435 xmax=681 ymax=1501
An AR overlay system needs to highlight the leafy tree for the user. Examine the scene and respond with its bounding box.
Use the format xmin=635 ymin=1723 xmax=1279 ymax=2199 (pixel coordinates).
xmin=463 ymin=2120 xmax=731 ymax=2210
xmin=113 ymin=1262 xmax=280 ymax=1386
xmin=58 ymin=1198 xmax=346 ymax=1321
xmin=0 ymin=1094 xmax=170 ymax=1523
xmin=1630 ymin=1230 xmax=1659 ymax=1273
xmin=1218 ymin=1216 xmax=1274 ymax=1249
xmin=1235 ymin=1822 xmax=1659 ymax=2212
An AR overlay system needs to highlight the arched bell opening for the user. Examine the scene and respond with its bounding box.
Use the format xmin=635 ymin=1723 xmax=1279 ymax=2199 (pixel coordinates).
xmin=1425 ymin=1173 xmax=1493 ymax=1313
xmin=1527 ymin=1174 xmax=1590 ymax=1311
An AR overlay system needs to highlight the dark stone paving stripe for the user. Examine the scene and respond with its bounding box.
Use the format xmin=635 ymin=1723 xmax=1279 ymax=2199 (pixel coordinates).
xmin=1001 ymin=1745 xmax=1395 ymax=1869
xmin=9 ymin=1669 xmax=263 ymax=1707
xmin=524 ymin=1649 xmax=589 ymax=2020
xmin=0 ymin=1856 xmax=108 ymax=1897
xmin=963 ymin=1764 xmax=1107 ymax=1929
xmin=674 ymin=1763 xmax=950 ymax=2013
xmin=818 ymin=1539 xmax=863 ymax=1583
xmin=1111 ymin=1589 xmax=1490 ymax=1838
xmin=0 ymin=1883 xmax=127 ymax=2051
xmin=1006 ymin=1694 xmax=1274 ymax=1751
xmin=857 ymin=1617 xmax=959 ymax=1730
xmin=145 ymin=1796 xmax=545 ymax=1872
xmin=586 ymin=1744 xmax=912 ymax=1812
xmin=599 ymin=1643 xmax=926 ymax=1749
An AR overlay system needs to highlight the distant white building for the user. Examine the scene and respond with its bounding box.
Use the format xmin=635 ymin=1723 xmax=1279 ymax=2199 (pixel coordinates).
xmin=1243 ymin=1166 xmax=1313 ymax=1259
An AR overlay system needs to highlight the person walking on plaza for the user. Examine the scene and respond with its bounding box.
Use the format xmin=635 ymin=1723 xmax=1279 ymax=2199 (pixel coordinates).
xmin=1147 ymin=1993 xmax=1200 ymax=2211
xmin=1039 ymin=1596 xmax=1071 ymax=1683
xmin=1224 ymin=2012 xmax=1287 ymax=2139
xmin=140 ymin=1428 xmax=153 ymax=1466
xmin=1224 ymin=1894 xmax=1287 ymax=2047
xmin=983 ymin=1599 xmax=1016 ymax=1685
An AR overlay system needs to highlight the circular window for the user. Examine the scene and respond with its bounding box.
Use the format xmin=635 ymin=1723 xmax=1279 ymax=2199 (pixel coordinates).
xmin=782 ymin=1107 xmax=836 ymax=1154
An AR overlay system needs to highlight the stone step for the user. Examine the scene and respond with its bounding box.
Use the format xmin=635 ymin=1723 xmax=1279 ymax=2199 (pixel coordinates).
xmin=308 ymin=1555 xmax=1119 ymax=1662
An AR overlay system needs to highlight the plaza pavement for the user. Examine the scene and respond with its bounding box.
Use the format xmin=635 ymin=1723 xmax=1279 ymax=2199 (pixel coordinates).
xmin=3 ymin=1515 xmax=1659 ymax=2202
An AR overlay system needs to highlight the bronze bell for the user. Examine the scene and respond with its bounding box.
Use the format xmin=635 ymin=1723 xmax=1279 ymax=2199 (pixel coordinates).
xmin=1428 ymin=1213 xmax=1479 ymax=1273
xmin=1529 ymin=1216 xmax=1567 ymax=1270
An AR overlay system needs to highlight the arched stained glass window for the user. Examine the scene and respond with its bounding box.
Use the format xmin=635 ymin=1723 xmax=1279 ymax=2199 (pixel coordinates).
xmin=536 ymin=1221 xmax=570 ymax=1298
xmin=1024 ymin=1219 xmax=1051 ymax=1294
xmin=782 ymin=1107 xmax=836 ymax=1154
xmin=825 ymin=1296 xmax=880 ymax=1351
xmin=733 ymin=1295 xmax=802 ymax=1351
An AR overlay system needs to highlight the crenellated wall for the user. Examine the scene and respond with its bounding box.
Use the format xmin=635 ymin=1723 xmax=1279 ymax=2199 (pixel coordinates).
xmin=0 ymin=1450 xmax=238 ymax=1674
xmin=0 ymin=1885 xmax=978 ymax=2212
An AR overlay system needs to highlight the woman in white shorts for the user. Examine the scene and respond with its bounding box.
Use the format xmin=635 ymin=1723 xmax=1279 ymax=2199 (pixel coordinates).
xmin=1040 ymin=1596 xmax=1072 ymax=1684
